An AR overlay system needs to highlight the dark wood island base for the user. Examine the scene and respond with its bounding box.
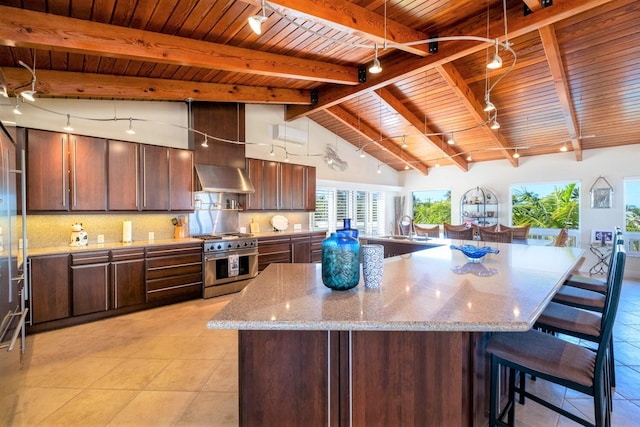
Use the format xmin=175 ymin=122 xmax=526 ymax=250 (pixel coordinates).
xmin=238 ymin=329 xmax=493 ymax=427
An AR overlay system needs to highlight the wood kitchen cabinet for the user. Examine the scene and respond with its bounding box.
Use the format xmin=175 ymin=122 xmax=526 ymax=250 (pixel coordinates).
xmin=71 ymin=251 xmax=110 ymax=316
xmin=111 ymin=248 xmax=145 ymax=309
xmin=310 ymin=231 xmax=326 ymax=263
xmin=257 ymin=235 xmax=291 ymax=271
xmin=146 ymin=243 xmax=202 ymax=302
xmin=169 ymin=148 xmax=194 ymax=211
xmin=245 ymin=158 xmax=264 ymax=210
xmin=29 ymin=254 xmax=70 ymax=324
xmin=290 ymin=234 xmax=311 ymax=263
xmin=26 ymin=129 xmax=107 ymax=211
xmin=245 ymin=158 xmax=316 ymax=212
xmin=70 ymin=135 xmax=107 ymax=210
xmin=108 ymin=140 xmax=139 ymax=210
xmin=26 ymin=129 xmax=69 ymax=211
xmin=140 ymin=144 xmax=170 ymax=210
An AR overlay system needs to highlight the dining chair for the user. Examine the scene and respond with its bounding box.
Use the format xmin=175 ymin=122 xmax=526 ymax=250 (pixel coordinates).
xmin=498 ymin=224 xmax=530 ymax=241
xmin=413 ymin=224 xmax=440 ymax=238
xmin=554 ymin=228 xmax=569 ymax=247
xmin=486 ymin=244 xmax=626 ymax=427
xmin=479 ymin=228 xmax=513 ymax=243
xmin=443 ymin=224 xmax=473 ymax=240
xmin=563 ymin=227 xmax=622 ymax=294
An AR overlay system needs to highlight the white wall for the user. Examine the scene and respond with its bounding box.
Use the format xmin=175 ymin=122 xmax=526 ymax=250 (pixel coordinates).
xmin=1 ymin=98 xmax=188 ymax=148
xmin=402 ymin=145 xmax=640 ymax=278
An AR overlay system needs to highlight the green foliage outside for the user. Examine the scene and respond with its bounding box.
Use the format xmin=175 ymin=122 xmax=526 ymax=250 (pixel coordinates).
xmin=512 ymin=183 xmax=580 ymax=229
xmin=413 ymin=191 xmax=451 ymax=224
xmin=627 ymin=205 xmax=640 ymax=232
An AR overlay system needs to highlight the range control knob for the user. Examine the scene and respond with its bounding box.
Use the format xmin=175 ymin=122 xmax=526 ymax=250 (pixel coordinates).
xmin=216 ymin=244 xmax=223 ymax=250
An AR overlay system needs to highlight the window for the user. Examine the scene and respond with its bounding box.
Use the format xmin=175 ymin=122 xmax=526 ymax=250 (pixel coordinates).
xmin=312 ymin=187 xmax=385 ymax=235
xmin=412 ymin=189 xmax=451 ymax=225
xmin=510 ymin=182 xmax=580 ymax=246
xmin=624 ymin=177 xmax=640 ymax=255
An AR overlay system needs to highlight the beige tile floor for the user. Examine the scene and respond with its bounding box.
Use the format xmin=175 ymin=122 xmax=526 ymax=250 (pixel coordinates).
xmin=4 ymin=280 xmax=640 ymax=426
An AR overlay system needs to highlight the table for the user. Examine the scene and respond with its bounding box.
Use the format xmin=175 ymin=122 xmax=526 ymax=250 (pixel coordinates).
xmin=589 ymin=244 xmax=612 ymax=275
xmin=208 ymin=243 xmax=583 ymax=426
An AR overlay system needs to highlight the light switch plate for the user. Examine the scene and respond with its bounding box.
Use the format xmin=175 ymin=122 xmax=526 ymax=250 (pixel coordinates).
xmin=148 ymin=232 xmax=155 ymax=241
xmin=97 ymin=234 xmax=105 ymax=243
xmin=294 ymin=223 xmax=302 ymax=230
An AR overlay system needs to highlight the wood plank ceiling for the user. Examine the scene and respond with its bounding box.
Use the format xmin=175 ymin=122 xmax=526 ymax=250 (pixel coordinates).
xmin=0 ymin=0 xmax=638 ymax=173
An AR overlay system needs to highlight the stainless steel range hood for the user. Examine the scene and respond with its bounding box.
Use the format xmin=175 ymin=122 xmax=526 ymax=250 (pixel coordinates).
xmin=194 ymin=164 xmax=255 ymax=193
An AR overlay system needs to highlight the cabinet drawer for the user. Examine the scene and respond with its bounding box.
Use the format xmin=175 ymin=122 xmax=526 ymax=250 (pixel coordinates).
xmin=147 ymin=272 xmax=202 ymax=291
xmin=71 ymin=251 xmax=110 ymax=265
xmin=146 ymin=260 xmax=202 ymax=280
xmin=258 ymin=242 xmax=291 ymax=256
xmin=146 ymin=282 xmax=202 ymax=303
xmin=111 ymin=248 xmax=145 ymax=262
xmin=146 ymin=244 xmax=201 ymax=257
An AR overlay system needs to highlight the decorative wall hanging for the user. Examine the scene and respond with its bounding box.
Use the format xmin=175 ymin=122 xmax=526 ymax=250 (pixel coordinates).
xmin=590 ymin=176 xmax=613 ymax=209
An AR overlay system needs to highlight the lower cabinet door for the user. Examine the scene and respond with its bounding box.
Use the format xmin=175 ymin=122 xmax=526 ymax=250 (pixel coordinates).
xmin=112 ymin=259 xmax=146 ymax=308
xmin=72 ymin=263 xmax=109 ymax=316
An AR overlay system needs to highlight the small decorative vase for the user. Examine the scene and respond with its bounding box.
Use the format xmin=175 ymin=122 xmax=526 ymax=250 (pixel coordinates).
xmin=321 ymin=231 xmax=361 ymax=290
xmin=340 ymin=218 xmax=358 ymax=239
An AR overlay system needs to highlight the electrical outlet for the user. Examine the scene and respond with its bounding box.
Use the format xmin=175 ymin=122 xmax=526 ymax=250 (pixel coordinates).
xmin=148 ymin=232 xmax=155 ymax=241
xmin=97 ymin=234 xmax=105 ymax=244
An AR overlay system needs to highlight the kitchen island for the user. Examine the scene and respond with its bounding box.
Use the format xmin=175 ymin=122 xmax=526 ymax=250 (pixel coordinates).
xmin=208 ymin=242 xmax=583 ymax=426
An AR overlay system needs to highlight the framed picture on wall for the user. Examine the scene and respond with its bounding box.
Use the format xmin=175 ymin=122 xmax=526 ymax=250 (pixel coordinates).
xmin=591 ymin=230 xmax=613 ymax=245
xmin=591 ymin=188 xmax=612 ymax=209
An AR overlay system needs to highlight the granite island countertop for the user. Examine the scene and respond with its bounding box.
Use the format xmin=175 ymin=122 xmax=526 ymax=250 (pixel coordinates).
xmin=208 ymin=243 xmax=583 ymax=332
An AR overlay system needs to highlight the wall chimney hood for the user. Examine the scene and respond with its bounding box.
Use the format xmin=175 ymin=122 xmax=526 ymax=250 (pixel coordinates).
xmin=194 ymin=164 xmax=255 ymax=193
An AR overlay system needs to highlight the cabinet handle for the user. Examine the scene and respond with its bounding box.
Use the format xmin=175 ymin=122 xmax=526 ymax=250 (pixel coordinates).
xmin=135 ymin=147 xmax=140 ymax=209
xmin=142 ymin=147 xmax=147 ymax=208
xmin=72 ymin=138 xmax=77 ymax=207
xmin=61 ymin=136 xmax=67 ymax=207
xmin=104 ymin=265 xmax=109 ymax=311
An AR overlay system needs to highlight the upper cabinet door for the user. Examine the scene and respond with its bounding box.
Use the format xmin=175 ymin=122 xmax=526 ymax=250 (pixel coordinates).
xmin=108 ymin=140 xmax=139 ymax=211
xmin=279 ymin=162 xmax=293 ymax=210
xmin=70 ymin=135 xmax=107 ymax=211
xmin=245 ymin=158 xmax=264 ymax=211
xmin=262 ymin=160 xmax=279 ymax=211
xmin=169 ymin=148 xmax=194 ymax=211
xmin=290 ymin=164 xmax=305 ymax=210
xmin=305 ymin=166 xmax=316 ymax=211
xmin=26 ymin=129 xmax=69 ymax=211
xmin=141 ymin=145 xmax=169 ymax=210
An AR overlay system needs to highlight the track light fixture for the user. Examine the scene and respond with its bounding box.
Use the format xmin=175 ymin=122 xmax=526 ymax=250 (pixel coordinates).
xmin=201 ymin=135 xmax=209 ymax=148
xmin=466 ymin=154 xmax=473 ymax=162
xmin=369 ymin=44 xmax=382 ymax=74
xmin=12 ymin=97 xmax=22 ymax=115
xmin=248 ymin=0 xmax=268 ymax=35
xmin=126 ymin=118 xmax=136 ymax=135
xmin=401 ymin=135 xmax=407 ymax=148
xmin=270 ymin=144 xmax=275 ymax=156
xmin=377 ymin=163 xmax=382 ymax=174
xmin=359 ymin=149 xmax=365 ymax=158
xmin=486 ymin=40 xmax=503 ymax=70
xmin=560 ymin=142 xmax=568 ymax=152
xmin=63 ymin=114 xmax=74 ymax=132
xmin=447 ymin=133 xmax=455 ymax=145
xmin=490 ymin=115 xmax=500 ymax=130
xmin=18 ymin=60 xmax=37 ymax=102
xmin=285 ymin=152 xmax=290 ymax=162
xmin=404 ymin=164 xmax=410 ymax=170
xmin=484 ymin=97 xmax=496 ymax=112
xmin=512 ymin=148 xmax=520 ymax=158
xmin=435 ymin=159 xmax=441 ymax=168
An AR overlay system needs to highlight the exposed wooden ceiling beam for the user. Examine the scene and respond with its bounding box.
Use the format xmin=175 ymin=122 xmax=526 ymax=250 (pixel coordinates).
xmin=435 ymin=63 xmax=518 ymax=167
xmin=0 ymin=5 xmax=358 ymax=85
xmin=258 ymin=0 xmax=433 ymax=56
xmin=2 ymin=68 xmax=312 ymax=104
xmin=372 ymin=88 xmax=468 ymax=172
xmin=325 ymin=105 xmax=429 ymax=175
xmin=285 ymin=0 xmax=616 ymax=121
xmin=538 ymin=24 xmax=583 ymax=161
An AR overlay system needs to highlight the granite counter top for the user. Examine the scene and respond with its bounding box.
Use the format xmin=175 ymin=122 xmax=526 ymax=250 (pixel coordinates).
xmin=208 ymin=243 xmax=583 ymax=332
xmin=26 ymin=238 xmax=203 ymax=257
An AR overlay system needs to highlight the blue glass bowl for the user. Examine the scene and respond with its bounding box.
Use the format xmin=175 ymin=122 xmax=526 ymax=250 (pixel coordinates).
xmin=450 ymin=245 xmax=499 ymax=263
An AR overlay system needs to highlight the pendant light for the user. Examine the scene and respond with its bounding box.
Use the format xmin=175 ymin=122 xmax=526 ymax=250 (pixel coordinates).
xmin=12 ymin=97 xmax=22 ymax=115
xmin=18 ymin=59 xmax=37 ymax=102
xmin=126 ymin=118 xmax=136 ymax=135
xmin=369 ymin=44 xmax=382 ymax=74
xmin=486 ymin=40 xmax=503 ymax=69
xmin=63 ymin=114 xmax=74 ymax=131
xmin=248 ymin=0 xmax=268 ymax=35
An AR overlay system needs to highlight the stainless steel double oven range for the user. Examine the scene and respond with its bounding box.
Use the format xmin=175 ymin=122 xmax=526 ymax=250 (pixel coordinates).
xmin=191 ymin=233 xmax=258 ymax=299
